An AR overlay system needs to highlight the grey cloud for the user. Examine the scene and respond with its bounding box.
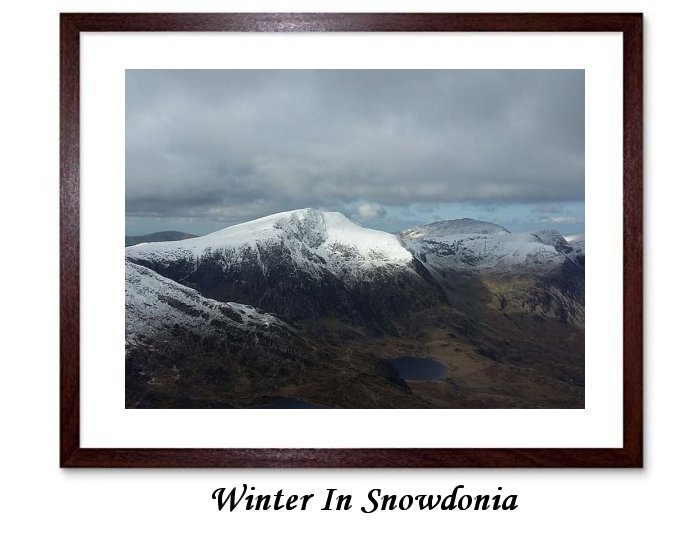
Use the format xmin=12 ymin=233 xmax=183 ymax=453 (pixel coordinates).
xmin=127 ymin=70 xmax=584 ymax=223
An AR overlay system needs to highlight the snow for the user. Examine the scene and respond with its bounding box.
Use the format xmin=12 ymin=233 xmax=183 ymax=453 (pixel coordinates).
xmin=564 ymin=234 xmax=584 ymax=243
xmin=126 ymin=208 xmax=413 ymax=277
xmin=400 ymin=219 xmax=578 ymax=272
xmin=319 ymin=211 xmax=412 ymax=263
xmin=125 ymin=261 xmax=287 ymax=347
xmin=401 ymin=217 xmax=509 ymax=239
xmin=125 ymin=210 xmax=583 ymax=281
xmin=564 ymin=233 xmax=585 ymax=254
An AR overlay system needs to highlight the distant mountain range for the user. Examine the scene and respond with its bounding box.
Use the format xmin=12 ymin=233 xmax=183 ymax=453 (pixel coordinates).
xmin=125 ymin=231 xmax=197 ymax=247
xmin=125 ymin=209 xmax=584 ymax=409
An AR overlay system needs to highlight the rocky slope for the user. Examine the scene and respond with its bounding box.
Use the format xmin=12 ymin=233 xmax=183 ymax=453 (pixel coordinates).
xmin=125 ymin=261 xmax=322 ymax=407
xmin=399 ymin=218 xmax=585 ymax=325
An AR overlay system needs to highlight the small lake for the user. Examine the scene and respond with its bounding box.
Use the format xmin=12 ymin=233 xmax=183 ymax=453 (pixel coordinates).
xmin=389 ymin=356 xmax=447 ymax=381
xmin=256 ymin=396 xmax=326 ymax=409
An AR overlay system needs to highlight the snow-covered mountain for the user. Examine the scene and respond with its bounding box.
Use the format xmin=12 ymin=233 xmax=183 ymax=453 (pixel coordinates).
xmin=127 ymin=208 xmax=412 ymax=278
xmin=126 ymin=209 xmax=443 ymax=324
xmin=401 ymin=217 xmax=509 ymax=239
xmin=126 ymin=211 xmax=584 ymax=318
xmin=400 ymin=218 xmax=580 ymax=273
xmin=397 ymin=218 xmax=585 ymax=325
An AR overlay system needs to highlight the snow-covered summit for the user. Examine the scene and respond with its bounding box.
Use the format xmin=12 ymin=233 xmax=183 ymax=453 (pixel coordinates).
xmin=400 ymin=218 xmax=509 ymax=240
xmin=531 ymin=229 xmax=574 ymax=254
xmin=126 ymin=208 xmax=413 ymax=277
xmin=400 ymin=220 xmax=579 ymax=272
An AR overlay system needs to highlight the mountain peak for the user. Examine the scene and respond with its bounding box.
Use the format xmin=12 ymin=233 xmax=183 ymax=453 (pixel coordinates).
xmin=126 ymin=207 xmax=413 ymax=271
xmin=400 ymin=217 xmax=509 ymax=240
xmin=531 ymin=229 xmax=573 ymax=254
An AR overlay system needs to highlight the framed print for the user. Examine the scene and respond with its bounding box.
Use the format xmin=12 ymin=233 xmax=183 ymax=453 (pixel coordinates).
xmin=60 ymin=13 xmax=643 ymax=467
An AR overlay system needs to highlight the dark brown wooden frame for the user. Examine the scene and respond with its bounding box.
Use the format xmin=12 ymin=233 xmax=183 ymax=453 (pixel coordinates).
xmin=60 ymin=12 xmax=643 ymax=468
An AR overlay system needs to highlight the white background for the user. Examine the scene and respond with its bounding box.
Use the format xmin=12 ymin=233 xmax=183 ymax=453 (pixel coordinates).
xmin=0 ymin=0 xmax=697 ymax=538
xmin=80 ymin=32 xmax=622 ymax=449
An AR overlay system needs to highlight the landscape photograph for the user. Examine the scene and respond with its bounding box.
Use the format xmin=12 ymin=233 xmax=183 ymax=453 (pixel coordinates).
xmin=125 ymin=69 xmax=585 ymax=409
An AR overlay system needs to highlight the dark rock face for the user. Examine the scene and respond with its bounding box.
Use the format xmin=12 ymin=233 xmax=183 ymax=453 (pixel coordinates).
xmin=534 ymin=257 xmax=585 ymax=324
xmin=128 ymin=243 xmax=446 ymax=331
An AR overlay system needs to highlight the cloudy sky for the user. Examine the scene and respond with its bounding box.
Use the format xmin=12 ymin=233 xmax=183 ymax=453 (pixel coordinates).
xmin=126 ymin=69 xmax=584 ymax=235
